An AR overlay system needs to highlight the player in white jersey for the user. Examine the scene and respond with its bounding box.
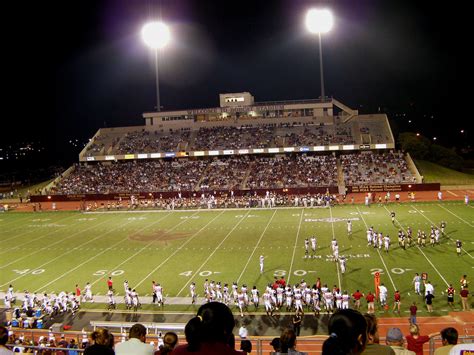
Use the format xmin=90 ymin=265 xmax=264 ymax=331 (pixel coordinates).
xmin=335 ymin=291 xmax=343 ymax=309
xmin=124 ymin=288 xmax=132 ymax=309
xmin=263 ymin=290 xmax=273 ymax=316
xmin=294 ymin=291 xmax=304 ymax=313
xmin=276 ymin=285 xmax=284 ymax=309
xmin=241 ymin=285 xmax=249 ymax=310
xmin=106 ymin=289 xmax=116 ymax=310
xmin=331 ymin=238 xmax=338 ymax=252
xmin=413 ymin=273 xmax=421 ymax=295
xmin=190 ymin=282 xmax=196 ymax=304
xmin=84 ymin=282 xmax=93 ymax=302
xmin=304 ymin=238 xmax=310 ymax=258
xmin=7 ymin=285 xmax=14 ymax=302
xmin=333 ymin=244 xmax=339 ymax=261
xmin=465 ymin=194 xmax=469 ymax=205
xmin=123 ymin=280 xmax=129 ymax=294
xmin=285 ymin=287 xmax=293 ymax=311
xmin=251 ymin=286 xmax=260 ymax=309
xmin=223 ymin=284 xmax=230 ymax=305
xmin=342 ymin=291 xmax=350 ymax=309
xmin=347 ymin=220 xmax=352 ymax=236
xmin=323 ymin=290 xmax=334 ymax=312
xmin=378 ymin=233 xmax=383 ymax=249
xmin=312 ymin=287 xmax=321 ymax=315
xmin=216 ymin=282 xmax=223 ymax=302
xmin=378 ymin=283 xmax=388 ymax=306
xmin=232 ymin=282 xmax=238 ymax=304
xmin=434 ymin=228 xmax=440 ymax=244
xmin=367 ymin=229 xmax=373 ymax=246
xmin=424 ymin=281 xmax=434 ymax=296
xmin=259 ymin=255 xmax=265 ymax=274
xmin=384 ymin=235 xmax=391 ymax=253
xmin=155 ymin=283 xmax=163 ymax=306
xmin=339 ymin=256 xmax=346 ymax=274
xmin=130 ymin=289 xmax=140 ymax=312
xmin=310 ymin=237 xmax=317 ymax=257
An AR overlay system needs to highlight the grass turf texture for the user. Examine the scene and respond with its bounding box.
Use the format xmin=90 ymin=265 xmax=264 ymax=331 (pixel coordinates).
xmin=415 ymin=160 xmax=474 ymax=185
xmin=0 ymin=201 xmax=473 ymax=317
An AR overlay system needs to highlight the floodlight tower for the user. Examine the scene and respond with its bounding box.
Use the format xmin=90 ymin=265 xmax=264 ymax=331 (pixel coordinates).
xmin=305 ymin=9 xmax=333 ymax=100
xmin=141 ymin=21 xmax=170 ymax=112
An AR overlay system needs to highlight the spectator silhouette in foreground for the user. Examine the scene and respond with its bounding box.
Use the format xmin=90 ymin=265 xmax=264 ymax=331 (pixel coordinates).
xmin=433 ymin=327 xmax=458 ymax=355
xmin=0 ymin=325 xmax=13 ymax=354
xmin=173 ymin=302 xmax=245 ymax=354
xmin=84 ymin=328 xmax=115 ymax=355
xmin=361 ymin=313 xmax=395 ymax=355
xmin=155 ymin=332 xmax=178 ymax=355
xmin=274 ymin=328 xmax=307 ymax=355
xmin=115 ymin=323 xmax=154 ymax=355
xmin=322 ymin=309 xmax=367 ymax=355
xmin=385 ymin=327 xmax=415 ymax=355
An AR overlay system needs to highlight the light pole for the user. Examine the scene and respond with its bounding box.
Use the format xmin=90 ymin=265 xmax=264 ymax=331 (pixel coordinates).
xmin=141 ymin=21 xmax=170 ymax=112
xmin=305 ymin=9 xmax=333 ymax=100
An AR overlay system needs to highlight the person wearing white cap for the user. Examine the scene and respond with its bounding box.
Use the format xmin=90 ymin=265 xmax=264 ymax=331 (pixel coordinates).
xmin=385 ymin=327 xmax=415 ymax=355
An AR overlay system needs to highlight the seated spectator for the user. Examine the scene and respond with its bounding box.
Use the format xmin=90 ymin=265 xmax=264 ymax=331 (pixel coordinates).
xmin=155 ymin=332 xmax=178 ymax=355
xmin=115 ymin=323 xmax=154 ymax=355
xmin=276 ymin=329 xmax=307 ymax=355
xmin=385 ymin=327 xmax=415 ymax=355
xmin=84 ymin=328 xmax=115 ymax=355
xmin=434 ymin=327 xmax=458 ymax=355
xmin=173 ymin=302 xmax=245 ymax=354
xmin=362 ymin=313 xmax=395 ymax=355
xmin=322 ymin=309 xmax=367 ymax=355
xmin=270 ymin=337 xmax=281 ymax=353
xmin=240 ymin=339 xmax=252 ymax=354
xmin=405 ymin=324 xmax=439 ymax=355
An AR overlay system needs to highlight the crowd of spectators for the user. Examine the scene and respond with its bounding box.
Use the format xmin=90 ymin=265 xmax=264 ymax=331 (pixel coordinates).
xmin=82 ymin=118 xmax=392 ymax=157
xmin=341 ymin=151 xmax=415 ymax=185
xmin=53 ymin=151 xmax=418 ymax=195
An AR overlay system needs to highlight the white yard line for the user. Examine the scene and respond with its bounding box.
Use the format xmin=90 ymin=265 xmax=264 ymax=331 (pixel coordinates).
xmin=329 ymin=206 xmax=342 ymax=290
xmin=446 ymin=191 xmax=458 ymax=197
xmin=383 ymin=205 xmax=450 ymax=286
xmin=356 ymin=207 xmax=397 ymax=291
xmin=133 ymin=211 xmax=226 ymax=289
xmin=0 ymin=216 xmax=141 ymax=288
xmin=0 ymin=217 xmax=115 ymax=268
xmin=237 ymin=209 xmax=278 ymax=284
xmin=34 ymin=212 xmax=175 ymax=292
xmin=176 ymin=210 xmax=251 ymax=296
xmin=437 ymin=204 xmax=474 ymax=228
xmin=0 ymin=214 xmax=79 ymax=249
xmin=91 ymin=211 xmax=202 ymax=288
xmin=414 ymin=205 xmax=473 ymax=259
xmin=287 ymin=209 xmax=305 ymax=284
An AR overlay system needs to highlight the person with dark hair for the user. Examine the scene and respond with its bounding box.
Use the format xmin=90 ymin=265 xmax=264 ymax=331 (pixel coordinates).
xmin=434 ymin=327 xmax=458 ymax=355
xmin=270 ymin=337 xmax=280 ymax=352
xmin=0 ymin=325 xmax=13 ymax=354
xmin=278 ymin=328 xmax=307 ymax=355
xmin=240 ymin=339 xmax=252 ymax=354
xmin=155 ymin=332 xmax=178 ymax=355
xmin=322 ymin=309 xmax=367 ymax=355
xmin=173 ymin=302 xmax=245 ymax=354
xmin=115 ymin=323 xmax=154 ymax=355
xmin=362 ymin=313 xmax=395 ymax=354
xmin=84 ymin=328 xmax=115 ymax=355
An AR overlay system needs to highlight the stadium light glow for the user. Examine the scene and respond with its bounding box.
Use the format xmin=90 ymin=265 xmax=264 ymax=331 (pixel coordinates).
xmin=305 ymin=9 xmax=333 ymax=34
xmin=305 ymin=8 xmax=333 ymax=100
xmin=141 ymin=22 xmax=170 ymax=49
xmin=141 ymin=21 xmax=171 ymax=112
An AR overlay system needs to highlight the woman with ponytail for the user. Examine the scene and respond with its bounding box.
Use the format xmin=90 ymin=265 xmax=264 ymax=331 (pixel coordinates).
xmin=322 ymin=309 xmax=367 ymax=355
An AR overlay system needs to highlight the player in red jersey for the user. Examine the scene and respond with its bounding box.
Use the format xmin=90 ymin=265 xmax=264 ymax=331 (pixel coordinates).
xmin=366 ymin=291 xmax=375 ymax=314
xmin=352 ymin=289 xmax=363 ymax=310
xmin=393 ymin=290 xmax=401 ymax=314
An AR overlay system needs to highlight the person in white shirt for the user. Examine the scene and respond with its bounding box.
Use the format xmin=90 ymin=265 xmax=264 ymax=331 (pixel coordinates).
xmin=425 ymin=281 xmax=434 ymax=296
xmin=378 ymin=283 xmax=388 ymax=306
xmin=238 ymin=325 xmax=248 ymax=339
xmin=115 ymin=323 xmax=154 ymax=355
xmin=259 ymin=255 xmax=265 ymax=274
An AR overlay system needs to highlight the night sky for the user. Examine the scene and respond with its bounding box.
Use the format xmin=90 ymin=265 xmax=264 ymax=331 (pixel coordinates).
xmin=3 ymin=0 xmax=468 ymax=165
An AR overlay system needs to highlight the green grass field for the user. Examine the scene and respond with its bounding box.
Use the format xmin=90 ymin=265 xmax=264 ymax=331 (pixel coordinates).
xmin=1 ymin=202 xmax=473 ymax=315
xmin=416 ymin=160 xmax=474 ymax=185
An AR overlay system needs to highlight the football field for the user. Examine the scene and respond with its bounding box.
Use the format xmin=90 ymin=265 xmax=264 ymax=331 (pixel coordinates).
xmin=1 ymin=201 xmax=473 ymax=315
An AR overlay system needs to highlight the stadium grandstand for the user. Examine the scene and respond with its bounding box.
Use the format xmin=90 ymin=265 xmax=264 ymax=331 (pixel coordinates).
xmin=35 ymin=92 xmax=429 ymax=203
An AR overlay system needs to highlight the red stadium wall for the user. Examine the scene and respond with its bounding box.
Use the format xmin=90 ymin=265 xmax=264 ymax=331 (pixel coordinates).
xmin=30 ymin=186 xmax=339 ymax=202
xmin=346 ymin=183 xmax=440 ymax=193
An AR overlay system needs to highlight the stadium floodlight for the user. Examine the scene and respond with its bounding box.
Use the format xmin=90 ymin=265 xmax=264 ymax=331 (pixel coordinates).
xmin=305 ymin=8 xmax=333 ymax=100
xmin=141 ymin=21 xmax=170 ymax=112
